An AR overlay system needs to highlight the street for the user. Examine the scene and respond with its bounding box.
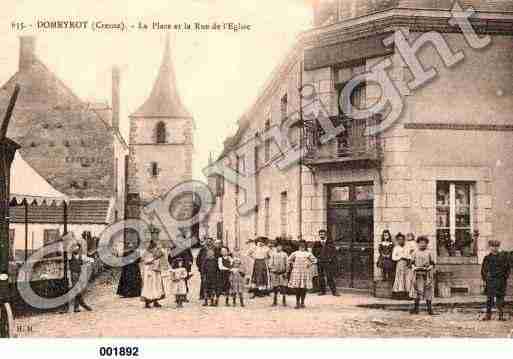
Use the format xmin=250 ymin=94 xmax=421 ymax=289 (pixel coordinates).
xmin=14 ymin=269 xmax=513 ymax=338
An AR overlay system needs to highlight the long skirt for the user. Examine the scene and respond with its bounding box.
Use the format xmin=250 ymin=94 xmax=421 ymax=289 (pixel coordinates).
xmin=141 ymin=269 xmax=165 ymax=302
xmin=251 ymin=259 xmax=270 ymax=290
xmin=219 ymin=270 xmax=231 ymax=295
xmin=117 ymin=262 xmax=142 ymax=298
xmin=409 ymin=271 xmax=434 ymax=300
xmin=161 ymin=271 xmax=174 ymax=298
xmin=393 ymin=259 xmax=409 ymax=293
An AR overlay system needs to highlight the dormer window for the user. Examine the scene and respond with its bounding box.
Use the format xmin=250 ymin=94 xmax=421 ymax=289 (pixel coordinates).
xmin=156 ymin=121 xmax=167 ymax=143
xmin=150 ymin=162 xmax=159 ymax=177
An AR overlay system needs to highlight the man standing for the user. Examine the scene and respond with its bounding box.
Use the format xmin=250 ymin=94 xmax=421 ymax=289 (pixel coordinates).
xmin=196 ymin=237 xmax=211 ymax=300
xmin=313 ymin=229 xmax=340 ymax=296
xmin=69 ymin=244 xmax=94 ymax=312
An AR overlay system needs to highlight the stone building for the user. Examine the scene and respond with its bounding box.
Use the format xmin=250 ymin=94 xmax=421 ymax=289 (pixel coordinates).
xmin=207 ymin=0 xmax=513 ymax=295
xmin=0 ymin=36 xmax=129 ymax=253
xmin=127 ymin=36 xmax=194 ymax=239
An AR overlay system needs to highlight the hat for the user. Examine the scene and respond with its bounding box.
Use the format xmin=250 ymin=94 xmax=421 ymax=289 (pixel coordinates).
xmin=488 ymin=240 xmax=501 ymax=248
xmin=255 ymin=237 xmax=268 ymax=244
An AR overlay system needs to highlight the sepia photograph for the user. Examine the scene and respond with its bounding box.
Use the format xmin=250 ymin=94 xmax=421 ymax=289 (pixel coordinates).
xmin=0 ymin=0 xmax=513 ymax=353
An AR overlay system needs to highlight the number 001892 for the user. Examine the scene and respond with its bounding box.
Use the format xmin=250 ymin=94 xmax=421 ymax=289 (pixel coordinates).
xmin=99 ymin=347 xmax=139 ymax=357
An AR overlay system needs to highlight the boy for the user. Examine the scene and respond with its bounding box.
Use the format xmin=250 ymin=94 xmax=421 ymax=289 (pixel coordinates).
xmin=409 ymin=236 xmax=435 ymax=315
xmin=269 ymin=243 xmax=289 ymax=306
xmin=481 ymin=240 xmax=510 ymax=321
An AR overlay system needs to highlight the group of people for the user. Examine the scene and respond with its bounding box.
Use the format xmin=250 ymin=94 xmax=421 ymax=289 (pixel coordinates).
xmin=196 ymin=235 xmax=332 ymax=309
xmin=116 ymin=238 xmax=194 ymax=309
xmin=114 ymin=229 xmax=340 ymax=310
xmin=378 ymin=230 xmax=436 ymax=314
xmin=378 ymin=230 xmax=511 ymax=320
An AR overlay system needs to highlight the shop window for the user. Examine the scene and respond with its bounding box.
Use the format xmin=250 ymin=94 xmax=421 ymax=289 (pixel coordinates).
xmin=436 ymin=181 xmax=475 ymax=257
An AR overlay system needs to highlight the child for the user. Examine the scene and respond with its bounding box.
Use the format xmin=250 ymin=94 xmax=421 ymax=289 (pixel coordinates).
xmin=409 ymin=236 xmax=435 ymax=315
xmin=392 ymin=232 xmax=409 ymax=299
xmin=269 ymin=243 xmax=289 ymax=306
xmin=377 ymin=230 xmax=394 ymax=282
xmin=481 ymin=240 xmax=511 ymax=321
xmin=230 ymin=258 xmax=246 ymax=307
xmin=201 ymin=249 xmax=220 ymax=306
xmin=218 ymin=247 xmax=233 ymax=306
xmin=171 ymin=258 xmax=188 ymax=308
xmin=288 ymin=240 xmax=317 ymax=309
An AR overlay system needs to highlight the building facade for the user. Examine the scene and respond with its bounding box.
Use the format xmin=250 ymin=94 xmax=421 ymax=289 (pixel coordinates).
xmin=207 ymin=0 xmax=513 ymax=295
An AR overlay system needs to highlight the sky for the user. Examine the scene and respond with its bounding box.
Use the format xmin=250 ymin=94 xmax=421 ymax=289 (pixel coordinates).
xmin=0 ymin=0 xmax=313 ymax=180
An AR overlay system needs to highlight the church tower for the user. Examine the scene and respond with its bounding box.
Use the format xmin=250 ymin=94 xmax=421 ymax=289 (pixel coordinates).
xmin=128 ymin=36 xmax=194 ymax=207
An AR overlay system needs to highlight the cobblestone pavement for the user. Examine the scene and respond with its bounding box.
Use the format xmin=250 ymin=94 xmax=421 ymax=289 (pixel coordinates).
xmin=14 ymin=269 xmax=513 ymax=338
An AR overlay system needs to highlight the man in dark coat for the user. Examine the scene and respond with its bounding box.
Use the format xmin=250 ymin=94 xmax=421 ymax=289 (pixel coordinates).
xmin=69 ymin=244 xmax=93 ymax=312
xmin=313 ymin=229 xmax=340 ymax=296
xmin=481 ymin=240 xmax=511 ymax=321
xmin=196 ymin=237 xmax=212 ymax=300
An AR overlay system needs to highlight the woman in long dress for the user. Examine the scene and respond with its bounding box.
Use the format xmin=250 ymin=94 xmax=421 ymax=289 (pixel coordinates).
xmin=248 ymin=237 xmax=271 ymax=298
xmin=288 ymin=240 xmax=317 ymax=309
xmin=116 ymin=246 xmax=142 ymax=298
xmin=392 ymin=233 xmax=409 ymax=299
xmin=140 ymin=240 xmax=165 ymax=308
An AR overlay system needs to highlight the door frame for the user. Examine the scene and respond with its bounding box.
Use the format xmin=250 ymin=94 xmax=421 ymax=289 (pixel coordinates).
xmin=326 ymin=182 xmax=374 ymax=289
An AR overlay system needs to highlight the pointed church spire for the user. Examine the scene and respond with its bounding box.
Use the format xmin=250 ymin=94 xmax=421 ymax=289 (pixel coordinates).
xmin=131 ymin=33 xmax=192 ymax=118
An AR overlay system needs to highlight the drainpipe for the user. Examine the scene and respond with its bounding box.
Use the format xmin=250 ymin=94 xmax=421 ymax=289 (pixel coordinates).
xmin=298 ymin=60 xmax=303 ymax=240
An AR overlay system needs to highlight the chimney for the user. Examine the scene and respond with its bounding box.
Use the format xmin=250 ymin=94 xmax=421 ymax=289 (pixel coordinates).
xmin=112 ymin=66 xmax=120 ymax=131
xmin=19 ymin=36 xmax=36 ymax=71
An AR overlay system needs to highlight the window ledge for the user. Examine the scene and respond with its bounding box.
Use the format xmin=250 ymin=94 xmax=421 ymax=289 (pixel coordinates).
xmin=437 ymin=256 xmax=478 ymax=265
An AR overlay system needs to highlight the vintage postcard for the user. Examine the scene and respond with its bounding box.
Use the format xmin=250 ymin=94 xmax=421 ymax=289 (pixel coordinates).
xmin=0 ymin=0 xmax=512 ymax=346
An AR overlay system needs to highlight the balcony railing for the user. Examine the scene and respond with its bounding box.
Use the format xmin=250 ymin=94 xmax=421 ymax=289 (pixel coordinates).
xmin=303 ymin=115 xmax=382 ymax=165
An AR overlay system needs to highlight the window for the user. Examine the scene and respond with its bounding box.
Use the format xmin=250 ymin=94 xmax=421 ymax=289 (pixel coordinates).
xmin=253 ymin=206 xmax=259 ymax=236
xmin=264 ymin=197 xmax=270 ymax=237
xmin=280 ymin=192 xmax=288 ymax=237
xmin=114 ymin=157 xmax=118 ymax=194
xmin=215 ymin=175 xmax=224 ymax=196
xmin=43 ymin=229 xmax=60 ymax=258
xmin=436 ymin=181 xmax=475 ymax=257
xmin=264 ymin=120 xmax=271 ymax=163
xmin=150 ymin=162 xmax=159 ymax=177
xmin=9 ymin=229 xmax=14 ymax=261
xmin=156 ymin=121 xmax=167 ymax=143
xmin=44 ymin=229 xmax=60 ymax=246
xmin=280 ymin=94 xmax=288 ymax=122
xmin=216 ymin=221 xmax=223 ymax=241
xmin=337 ymin=62 xmax=367 ymax=116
